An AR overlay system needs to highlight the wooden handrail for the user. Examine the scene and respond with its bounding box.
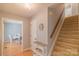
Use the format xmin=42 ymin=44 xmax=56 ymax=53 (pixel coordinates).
xmin=50 ymin=8 xmax=64 ymax=38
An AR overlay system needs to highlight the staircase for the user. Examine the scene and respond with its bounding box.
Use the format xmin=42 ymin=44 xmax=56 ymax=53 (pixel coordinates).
xmin=52 ymin=15 xmax=79 ymax=56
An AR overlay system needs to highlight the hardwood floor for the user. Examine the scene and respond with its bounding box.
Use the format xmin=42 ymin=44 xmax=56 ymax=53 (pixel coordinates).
xmin=16 ymin=50 xmax=33 ymax=56
xmin=3 ymin=42 xmax=33 ymax=56
xmin=3 ymin=42 xmax=22 ymax=56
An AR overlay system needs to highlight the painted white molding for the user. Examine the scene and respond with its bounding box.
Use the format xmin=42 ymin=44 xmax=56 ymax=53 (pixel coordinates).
xmin=2 ymin=17 xmax=22 ymax=24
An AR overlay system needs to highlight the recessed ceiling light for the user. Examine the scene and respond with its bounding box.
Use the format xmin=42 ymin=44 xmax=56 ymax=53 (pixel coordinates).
xmin=25 ymin=3 xmax=32 ymax=10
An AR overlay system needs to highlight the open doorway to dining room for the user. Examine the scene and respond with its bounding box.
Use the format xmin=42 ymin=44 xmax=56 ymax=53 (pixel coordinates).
xmin=2 ymin=18 xmax=23 ymax=56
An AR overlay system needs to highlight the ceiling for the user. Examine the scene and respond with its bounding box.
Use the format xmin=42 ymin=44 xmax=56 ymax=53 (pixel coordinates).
xmin=0 ymin=3 xmax=53 ymax=18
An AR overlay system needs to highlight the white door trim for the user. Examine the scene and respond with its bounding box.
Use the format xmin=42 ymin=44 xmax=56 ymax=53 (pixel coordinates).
xmin=1 ymin=17 xmax=23 ymax=56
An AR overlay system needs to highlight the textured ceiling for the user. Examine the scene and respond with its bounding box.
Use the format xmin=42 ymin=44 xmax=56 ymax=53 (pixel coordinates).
xmin=0 ymin=3 xmax=53 ymax=18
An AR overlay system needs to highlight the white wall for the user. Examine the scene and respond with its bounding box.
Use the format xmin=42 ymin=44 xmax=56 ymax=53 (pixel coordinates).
xmin=31 ymin=7 xmax=48 ymax=43
xmin=65 ymin=3 xmax=79 ymax=17
xmin=31 ymin=7 xmax=48 ymax=55
xmin=72 ymin=3 xmax=79 ymax=16
xmin=65 ymin=3 xmax=72 ymax=17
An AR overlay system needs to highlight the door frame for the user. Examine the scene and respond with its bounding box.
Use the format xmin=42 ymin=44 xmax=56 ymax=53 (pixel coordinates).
xmin=1 ymin=17 xmax=23 ymax=56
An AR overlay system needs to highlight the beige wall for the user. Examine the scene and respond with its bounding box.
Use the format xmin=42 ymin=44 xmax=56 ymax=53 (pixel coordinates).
xmin=0 ymin=12 xmax=31 ymax=55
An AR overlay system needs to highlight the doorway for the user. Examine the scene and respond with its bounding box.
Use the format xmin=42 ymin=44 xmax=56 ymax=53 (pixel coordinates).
xmin=2 ymin=18 xmax=23 ymax=56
